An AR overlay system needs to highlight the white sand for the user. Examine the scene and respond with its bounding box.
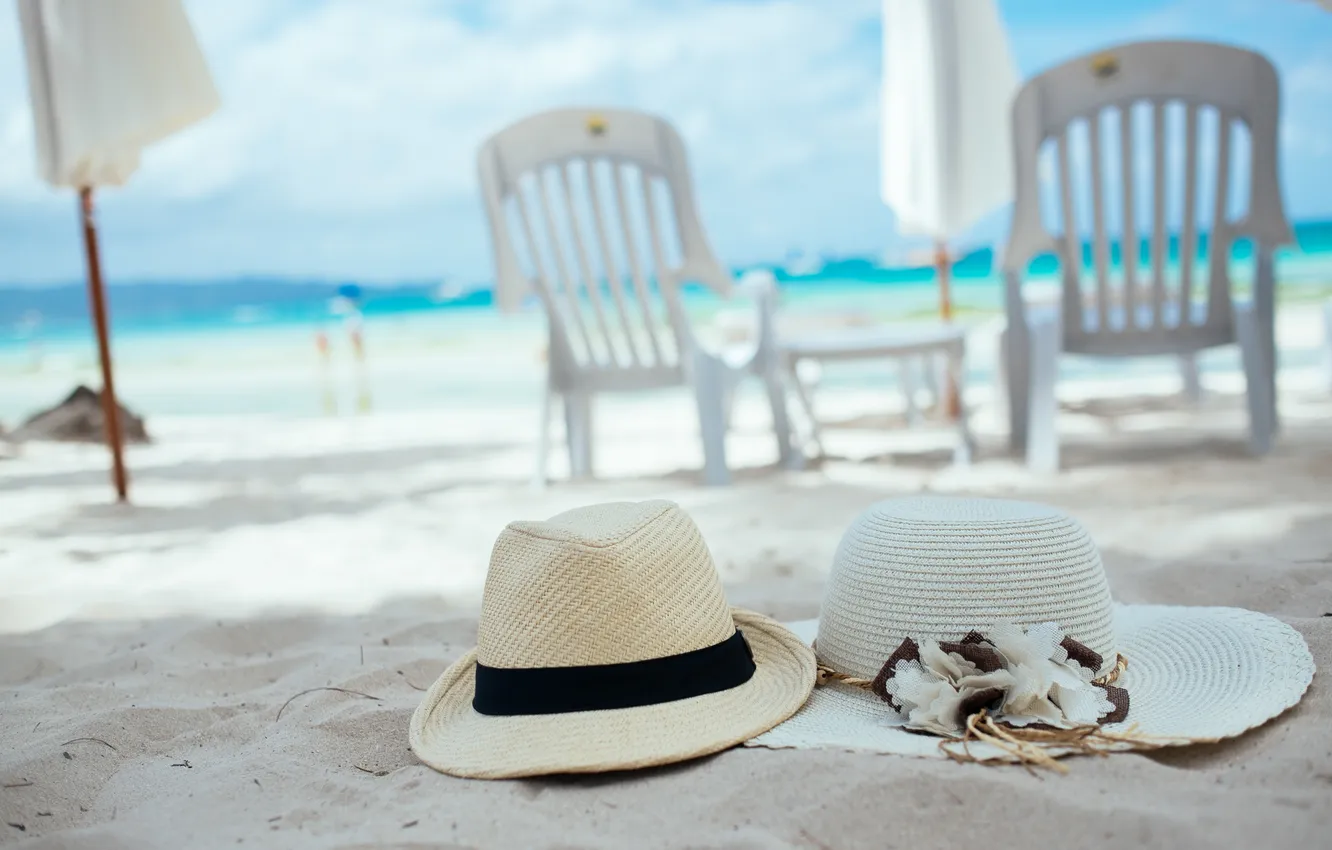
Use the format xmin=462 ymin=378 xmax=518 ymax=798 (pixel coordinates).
xmin=2 ymin=354 xmax=1331 ymax=847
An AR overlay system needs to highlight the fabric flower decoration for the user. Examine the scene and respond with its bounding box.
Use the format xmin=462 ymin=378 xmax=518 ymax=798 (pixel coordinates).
xmin=868 ymin=622 xmax=1129 ymax=738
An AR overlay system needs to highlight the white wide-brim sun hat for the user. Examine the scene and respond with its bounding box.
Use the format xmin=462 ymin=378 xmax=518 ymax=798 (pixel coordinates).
xmin=747 ymin=496 xmax=1314 ymax=761
xmin=411 ymin=500 xmax=815 ymax=779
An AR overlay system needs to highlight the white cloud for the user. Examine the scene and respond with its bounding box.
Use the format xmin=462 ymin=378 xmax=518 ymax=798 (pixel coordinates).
xmin=0 ymin=0 xmax=885 ymax=279
xmin=1288 ymin=57 xmax=1332 ymax=95
xmin=140 ymin=1 xmax=880 ymax=209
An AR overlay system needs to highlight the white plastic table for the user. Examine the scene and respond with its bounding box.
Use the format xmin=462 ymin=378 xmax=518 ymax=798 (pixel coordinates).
xmin=780 ymin=324 xmax=976 ymax=464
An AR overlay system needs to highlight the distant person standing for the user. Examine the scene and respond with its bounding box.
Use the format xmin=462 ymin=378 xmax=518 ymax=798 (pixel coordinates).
xmin=314 ymin=325 xmax=335 ymax=414
xmin=317 ymin=284 xmax=372 ymax=414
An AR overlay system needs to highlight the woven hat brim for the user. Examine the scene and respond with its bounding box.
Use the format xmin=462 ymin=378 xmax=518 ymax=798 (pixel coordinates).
xmin=410 ymin=608 xmax=816 ymax=779
xmin=746 ymin=604 xmax=1314 ymax=760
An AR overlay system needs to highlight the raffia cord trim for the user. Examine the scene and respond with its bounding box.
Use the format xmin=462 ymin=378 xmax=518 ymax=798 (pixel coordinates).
xmin=940 ymin=710 xmax=1199 ymax=773
xmin=814 ymin=652 xmax=1129 ymax=689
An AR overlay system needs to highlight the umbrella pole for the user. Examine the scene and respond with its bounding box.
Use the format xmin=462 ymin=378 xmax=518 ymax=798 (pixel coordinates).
xmin=935 ymin=240 xmax=961 ymax=419
xmin=935 ymin=240 xmax=953 ymax=323
xmin=79 ymin=187 xmax=129 ymax=502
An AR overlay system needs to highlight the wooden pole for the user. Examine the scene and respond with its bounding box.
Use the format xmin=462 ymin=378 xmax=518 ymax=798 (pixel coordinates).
xmin=935 ymin=240 xmax=953 ymax=323
xmin=79 ymin=187 xmax=129 ymax=502
xmin=936 ymin=239 xmax=961 ymax=419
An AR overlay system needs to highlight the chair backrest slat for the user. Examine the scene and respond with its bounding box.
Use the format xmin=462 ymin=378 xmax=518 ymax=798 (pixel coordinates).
xmin=1004 ymin=40 xmax=1293 ymax=357
xmin=511 ymin=180 xmax=592 ymax=366
xmin=640 ymin=169 xmax=689 ymax=335
xmin=477 ymin=108 xmax=735 ymax=384
xmin=583 ymin=159 xmax=645 ymax=368
xmin=1207 ymin=110 xmax=1235 ymax=327
xmin=1149 ymin=100 xmax=1168 ymax=330
xmin=558 ymin=162 xmax=621 ymax=367
xmin=611 ymin=162 xmax=666 ymax=366
xmin=1056 ymin=130 xmax=1080 ymax=333
xmin=1087 ymin=113 xmax=1111 ymax=329
xmin=1178 ymin=103 xmax=1200 ymax=325
xmin=1119 ymin=105 xmax=1138 ymax=324
xmin=535 ymin=168 xmax=600 ymax=366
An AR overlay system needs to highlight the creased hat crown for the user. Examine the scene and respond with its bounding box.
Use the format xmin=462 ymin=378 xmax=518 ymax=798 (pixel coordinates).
xmin=476 ymin=500 xmax=735 ymax=669
xmin=817 ymin=496 xmax=1116 ymax=679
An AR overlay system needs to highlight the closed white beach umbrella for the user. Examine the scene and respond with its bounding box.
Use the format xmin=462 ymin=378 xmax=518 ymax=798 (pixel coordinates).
xmin=880 ymin=0 xmax=1019 ymax=322
xmin=17 ymin=0 xmax=220 ymax=501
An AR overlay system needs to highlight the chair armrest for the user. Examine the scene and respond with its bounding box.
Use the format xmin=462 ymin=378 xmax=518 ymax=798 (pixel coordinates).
xmin=736 ymin=269 xmax=779 ymax=330
xmin=693 ymin=269 xmax=780 ymax=374
xmin=738 ymin=270 xmax=782 ymax=372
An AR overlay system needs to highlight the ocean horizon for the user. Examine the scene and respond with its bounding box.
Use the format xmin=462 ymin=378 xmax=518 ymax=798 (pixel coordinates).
xmin=3 ymin=219 xmax=1330 ymax=348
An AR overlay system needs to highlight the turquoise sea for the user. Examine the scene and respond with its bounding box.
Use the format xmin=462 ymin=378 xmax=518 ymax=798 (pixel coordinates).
xmin=1 ymin=221 xmax=1329 ymax=421
xmin=2 ymin=220 xmax=1331 ymax=346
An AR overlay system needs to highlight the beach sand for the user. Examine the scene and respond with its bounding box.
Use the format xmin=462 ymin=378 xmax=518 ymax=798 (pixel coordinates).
xmin=2 ymin=361 xmax=1331 ymax=847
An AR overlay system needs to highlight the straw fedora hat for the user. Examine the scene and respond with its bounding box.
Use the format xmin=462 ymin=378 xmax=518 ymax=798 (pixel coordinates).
xmin=748 ymin=496 xmax=1314 ymax=763
xmin=410 ymin=500 xmax=816 ymax=779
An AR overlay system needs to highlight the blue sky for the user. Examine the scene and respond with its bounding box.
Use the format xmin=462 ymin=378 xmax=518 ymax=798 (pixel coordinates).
xmin=0 ymin=0 xmax=1329 ymax=286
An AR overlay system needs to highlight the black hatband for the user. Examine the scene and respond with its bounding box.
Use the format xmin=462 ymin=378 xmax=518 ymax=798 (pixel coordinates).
xmin=472 ymin=629 xmax=756 ymax=716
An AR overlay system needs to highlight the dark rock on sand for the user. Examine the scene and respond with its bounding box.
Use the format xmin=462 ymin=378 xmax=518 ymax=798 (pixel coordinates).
xmin=12 ymin=385 xmax=150 ymax=444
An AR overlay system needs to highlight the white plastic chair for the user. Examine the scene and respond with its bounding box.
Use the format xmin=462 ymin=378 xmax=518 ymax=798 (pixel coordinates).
xmin=476 ymin=107 xmax=800 ymax=487
xmin=1001 ymin=41 xmax=1293 ymax=471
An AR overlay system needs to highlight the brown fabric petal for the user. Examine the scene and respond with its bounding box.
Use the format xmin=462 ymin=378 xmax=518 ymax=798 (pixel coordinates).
xmin=1060 ymin=636 xmax=1104 ymax=674
xmin=995 ymin=719 xmax=1059 ymax=732
xmin=871 ymin=637 xmax=920 ymax=710
xmin=989 ymin=686 xmax=1128 ymax=731
xmin=956 ymin=687 xmax=1006 ymax=725
xmin=1097 ymin=684 xmax=1130 ymax=724
xmin=902 ymin=726 xmax=940 ymax=738
xmin=938 ymin=641 xmax=1005 ymax=673
xmin=958 ymin=631 xmax=989 ymax=646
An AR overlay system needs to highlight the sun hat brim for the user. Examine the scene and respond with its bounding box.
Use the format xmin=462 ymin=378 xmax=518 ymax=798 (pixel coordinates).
xmin=746 ymin=604 xmax=1314 ymax=760
xmin=410 ymin=608 xmax=815 ymax=779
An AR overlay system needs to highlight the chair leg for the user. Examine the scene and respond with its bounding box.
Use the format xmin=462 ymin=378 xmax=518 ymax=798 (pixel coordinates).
xmin=947 ymin=345 xmax=976 ymax=466
xmin=762 ymin=369 xmax=802 ymax=471
xmin=1267 ymin=306 xmax=1280 ymax=436
xmin=1179 ymin=353 xmax=1203 ymax=403
xmin=919 ymin=354 xmax=946 ymax=419
xmin=900 ymin=360 xmax=921 ymax=427
xmin=929 ymin=352 xmax=950 ymax=417
xmin=789 ymin=361 xmax=825 ymax=458
xmin=1253 ymin=248 xmax=1279 ymax=435
xmin=1004 ymin=324 xmax=1031 ymax=455
xmin=531 ymin=384 xmax=554 ymax=490
xmin=1025 ymin=319 xmax=1060 ymax=473
xmin=1237 ymin=310 xmax=1275 ymax=456
xmin=994 ymin=327 xmax=1010 ymax=426
xmin=564 ymin=391 xmax=594 ymax=478
xmin=693 ymin=356 xmax=731 ymax=486
xmin=720 ymin=371 xmax=740 ymax=433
